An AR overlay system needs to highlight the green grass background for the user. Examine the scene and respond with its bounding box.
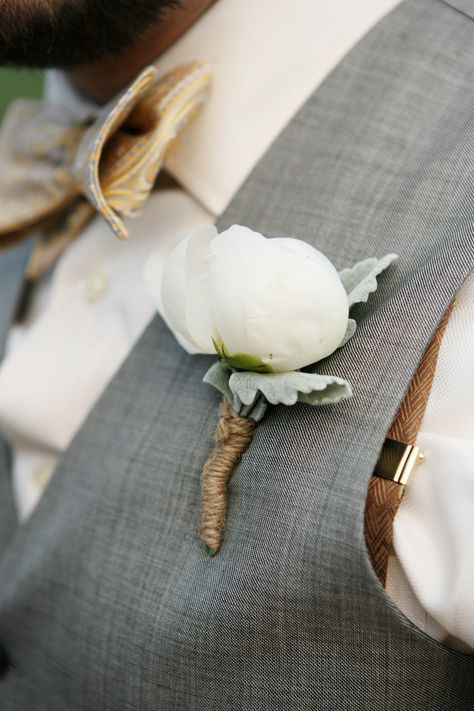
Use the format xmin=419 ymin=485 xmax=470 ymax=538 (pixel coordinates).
xmin=0 ymin=68 xmax=44 ymax=121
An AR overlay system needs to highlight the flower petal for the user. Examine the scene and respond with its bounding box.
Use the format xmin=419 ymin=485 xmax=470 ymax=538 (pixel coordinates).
xmin=145 ymin=242 xmax=200 ymax=353
xmin=210 ymin=227 xmax=348 ymax=371
xmin=272 ymin=237 xmax=339 ymax=274
xmin=159 ymin=236 xmax=192 ymax=339
xmin=209 ymin=225 xmax=273 ymax=357
xmin=185 ymin=224 xmax=218 ymax=353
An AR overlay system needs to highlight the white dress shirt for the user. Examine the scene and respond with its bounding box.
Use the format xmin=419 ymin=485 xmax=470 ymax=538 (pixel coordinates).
xmin=0 ymin=0 xmax=472 ymax=650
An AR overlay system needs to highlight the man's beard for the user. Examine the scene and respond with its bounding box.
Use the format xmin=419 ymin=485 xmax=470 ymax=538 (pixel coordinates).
xmin=0 ymin=0 xmax=181 ymax=68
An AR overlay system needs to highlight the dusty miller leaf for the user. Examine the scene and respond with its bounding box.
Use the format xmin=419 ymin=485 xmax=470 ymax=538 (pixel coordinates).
xmin=229 ymin=370 xmax=352 ymax=409
xmin=203 ymin=362 xmax=269 ymax=421
xmin=204 ymin=365 xmax=352 ymax=421
xmin=339 ymin=254 xmax=398 ymax=308
xmin=203 ymin=361 xmax=234 ymax=403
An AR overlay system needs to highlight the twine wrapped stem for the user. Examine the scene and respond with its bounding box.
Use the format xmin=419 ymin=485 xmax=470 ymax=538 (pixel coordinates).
xmin=200 ymin=397 xmax=256 ymax=556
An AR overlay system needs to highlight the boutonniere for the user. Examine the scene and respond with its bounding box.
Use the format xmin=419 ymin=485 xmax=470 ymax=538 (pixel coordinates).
xmin=144 ymin=225 xmax=397 ymax=556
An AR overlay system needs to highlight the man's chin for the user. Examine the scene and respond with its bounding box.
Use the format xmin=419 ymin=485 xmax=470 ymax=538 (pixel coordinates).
xmin=0 ymin=0 xmax=179 ymax=70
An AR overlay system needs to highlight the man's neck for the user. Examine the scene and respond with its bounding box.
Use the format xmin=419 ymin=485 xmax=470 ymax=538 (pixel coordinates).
xmin=67 ymin=0 xmax=216 ymax=105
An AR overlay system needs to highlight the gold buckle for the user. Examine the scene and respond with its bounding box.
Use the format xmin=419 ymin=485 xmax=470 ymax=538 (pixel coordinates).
xmin=373 ymin=438 xmax=425 ymax=486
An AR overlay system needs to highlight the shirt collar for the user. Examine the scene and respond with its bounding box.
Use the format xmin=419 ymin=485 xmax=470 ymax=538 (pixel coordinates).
xmin=45 ymin=0 xmax=400 ymax=218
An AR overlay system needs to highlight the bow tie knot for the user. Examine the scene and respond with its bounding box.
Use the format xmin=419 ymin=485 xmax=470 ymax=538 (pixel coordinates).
xmin=0 ymin=61 xmax=211 ymax=277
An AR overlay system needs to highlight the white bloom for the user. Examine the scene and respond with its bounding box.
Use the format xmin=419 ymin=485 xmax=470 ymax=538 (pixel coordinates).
xmin=144 ymin=224 xmax=349 ymax=372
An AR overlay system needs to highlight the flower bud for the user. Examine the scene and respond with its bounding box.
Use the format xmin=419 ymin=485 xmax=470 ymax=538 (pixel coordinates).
xmin=145 ymin=224 xmax=349 ymax=372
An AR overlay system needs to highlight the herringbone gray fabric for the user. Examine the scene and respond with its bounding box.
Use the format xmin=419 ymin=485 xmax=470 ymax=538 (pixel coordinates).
xmin=444 ymin=0 xmax=474 ymax=19
xmin=0 ymin=0 xmax=473 ymax=708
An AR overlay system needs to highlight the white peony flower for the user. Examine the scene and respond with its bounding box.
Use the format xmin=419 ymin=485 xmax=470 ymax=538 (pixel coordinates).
xmin=144 ymin=224 xmax=349 ymax=372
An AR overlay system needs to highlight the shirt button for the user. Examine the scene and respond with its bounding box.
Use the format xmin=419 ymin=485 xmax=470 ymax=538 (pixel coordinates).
xmin=80 ymin=270 xmax=108 ymax=304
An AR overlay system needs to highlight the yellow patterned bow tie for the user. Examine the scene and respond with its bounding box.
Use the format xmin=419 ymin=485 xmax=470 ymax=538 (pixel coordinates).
xmin=0 ymin=61 xmax=211 ymax=279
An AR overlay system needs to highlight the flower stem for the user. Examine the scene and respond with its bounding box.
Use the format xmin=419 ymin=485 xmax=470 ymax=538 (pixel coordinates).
xmin=200 ymin=397 xmax=256 ymax=555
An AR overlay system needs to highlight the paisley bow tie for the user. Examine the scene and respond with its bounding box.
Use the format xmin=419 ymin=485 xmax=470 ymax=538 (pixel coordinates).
xmin=0 ymin=61 xmax=211 ymax=279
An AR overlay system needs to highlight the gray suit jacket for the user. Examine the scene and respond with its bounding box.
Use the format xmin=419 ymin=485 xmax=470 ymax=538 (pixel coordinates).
xmin=0 ymin=1 xmax=473 ymax=708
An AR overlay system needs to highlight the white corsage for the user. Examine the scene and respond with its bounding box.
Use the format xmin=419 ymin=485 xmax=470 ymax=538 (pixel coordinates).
xmin=145 ymin=224 xmax=397 ymax=555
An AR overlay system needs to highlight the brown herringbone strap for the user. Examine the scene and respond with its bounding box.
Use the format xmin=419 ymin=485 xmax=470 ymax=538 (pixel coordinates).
xmin=365 ymin=303 xmax=454 ymax=586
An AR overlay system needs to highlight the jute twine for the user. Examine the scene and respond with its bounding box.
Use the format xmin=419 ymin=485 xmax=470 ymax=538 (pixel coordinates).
xmin=200 ymin=397 xmax=256 ymax=555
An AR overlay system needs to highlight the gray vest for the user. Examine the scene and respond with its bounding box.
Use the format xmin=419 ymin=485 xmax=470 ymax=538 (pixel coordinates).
xmin=0 ymin=1 xmax=473 ymax=708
